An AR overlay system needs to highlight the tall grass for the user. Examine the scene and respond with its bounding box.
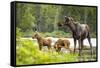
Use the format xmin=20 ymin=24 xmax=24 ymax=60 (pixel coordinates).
xmin=16 ymin=39 xmax=78 ymax=65
xmin=16 ymin=28 xmax=96 ymax=65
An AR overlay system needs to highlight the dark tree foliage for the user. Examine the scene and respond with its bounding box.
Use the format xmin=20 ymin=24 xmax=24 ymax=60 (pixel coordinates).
xmin=16 ymin=3 xmax=97 ymax=37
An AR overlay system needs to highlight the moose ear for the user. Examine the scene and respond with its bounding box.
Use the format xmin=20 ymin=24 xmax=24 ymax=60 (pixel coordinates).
xmin=64 ymin=16 xmax=67 ymax=19
xmin=69 ymin=17 xmax=74 ymax=21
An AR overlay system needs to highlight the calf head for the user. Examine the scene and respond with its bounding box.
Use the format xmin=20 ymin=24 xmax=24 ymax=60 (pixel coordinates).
xmin=32 ymin=33 xmax=40 ymax=39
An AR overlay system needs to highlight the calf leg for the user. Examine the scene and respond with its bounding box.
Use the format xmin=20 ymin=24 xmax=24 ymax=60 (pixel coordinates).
xmin=48 ymin=45 xmax=51 ymax=50
xmin=39 ymin=45 xmax=42 ymax=50
xmin=57 ymin=47 xmax=61 ymax=52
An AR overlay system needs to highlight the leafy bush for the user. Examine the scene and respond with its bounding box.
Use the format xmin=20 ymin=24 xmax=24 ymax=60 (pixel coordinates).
xmin=16 ymin=28 xmax=95 ymax=65
xmin=16 ymin=39 xmax=78 ymax=65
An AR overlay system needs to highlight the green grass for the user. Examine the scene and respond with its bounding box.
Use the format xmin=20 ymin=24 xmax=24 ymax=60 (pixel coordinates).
xmin=16 ymin=39 xmax=78 ymax=65
xmin=16 ymin=28 xmax=97 ymax=65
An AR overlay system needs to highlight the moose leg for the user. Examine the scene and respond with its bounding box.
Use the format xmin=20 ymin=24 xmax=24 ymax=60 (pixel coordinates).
xmin=39 ymin=45 xmax=42 ymax=50
xmin=57 ymin=47 xmax=61 ymax=52
xmin=78 ymin=39 xmax=82 ymax=56
xmin=87 ymin=35 xmax=93 ymax=58
xmin=48 ymin=45 xmax=51 ymax=50
xmin=64 ymin=41 xmax=68 ymax=49
xmin=78 ymin=39 xmax=84 ymax=61
xmin=74 ymin=38 xmax=77 ymax=53
xmin=81 ymin=40 xmax=84 ymax=56
xmin=81 ymin=40 xmax=84 ymax=53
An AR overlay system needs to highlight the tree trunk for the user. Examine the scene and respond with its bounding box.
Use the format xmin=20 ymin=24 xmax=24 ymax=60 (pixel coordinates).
xmin=54 ymin=6 xmax=61 ymax=31
xmin=84 ymin=8 xmax=88 ymax=24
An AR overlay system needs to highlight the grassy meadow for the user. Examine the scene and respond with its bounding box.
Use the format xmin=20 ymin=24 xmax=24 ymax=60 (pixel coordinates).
xmin=16 ymin=39 xmax=79 ymax=65
xmin=16 ymin=28 xmax=97 ymax=65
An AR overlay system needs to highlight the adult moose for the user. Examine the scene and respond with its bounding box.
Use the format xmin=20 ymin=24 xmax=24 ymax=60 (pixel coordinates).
xmin=58 ymin=16 xmax=92 ymax=57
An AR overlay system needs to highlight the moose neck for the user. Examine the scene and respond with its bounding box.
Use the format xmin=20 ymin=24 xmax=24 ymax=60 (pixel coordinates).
xmin=67 ymin=23 xmax=76 ymax=33
xmin=36 ymin=36 xmax=43 ymax=42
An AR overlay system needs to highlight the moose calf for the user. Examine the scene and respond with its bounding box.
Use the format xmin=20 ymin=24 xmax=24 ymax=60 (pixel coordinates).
xmin=54 ymin=38 xmax=71 ymax=52
xmin=32 ymin=33 xmax=52 ymax=51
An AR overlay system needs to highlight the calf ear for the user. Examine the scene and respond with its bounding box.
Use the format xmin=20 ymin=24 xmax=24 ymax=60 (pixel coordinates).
xmin=35 ymin=31 xmax=39 ymax=35
xmin=35 ymin=31 xmax=38 ymax=33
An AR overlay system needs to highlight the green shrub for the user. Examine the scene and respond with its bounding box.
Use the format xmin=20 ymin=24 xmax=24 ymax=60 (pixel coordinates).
xmin=16 ymin=39 xmax=78 ymax=65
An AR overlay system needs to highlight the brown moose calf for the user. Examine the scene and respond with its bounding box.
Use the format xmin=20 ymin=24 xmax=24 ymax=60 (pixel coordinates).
xmin=32 ymin=33 xmax=52 ymax=51
xmin=54 ymin=38 xmax=71 ymax=52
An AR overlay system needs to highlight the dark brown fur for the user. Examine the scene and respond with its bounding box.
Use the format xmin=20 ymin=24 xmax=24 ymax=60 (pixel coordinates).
xmin=58 ymin=16 xmax=92 ymax=57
